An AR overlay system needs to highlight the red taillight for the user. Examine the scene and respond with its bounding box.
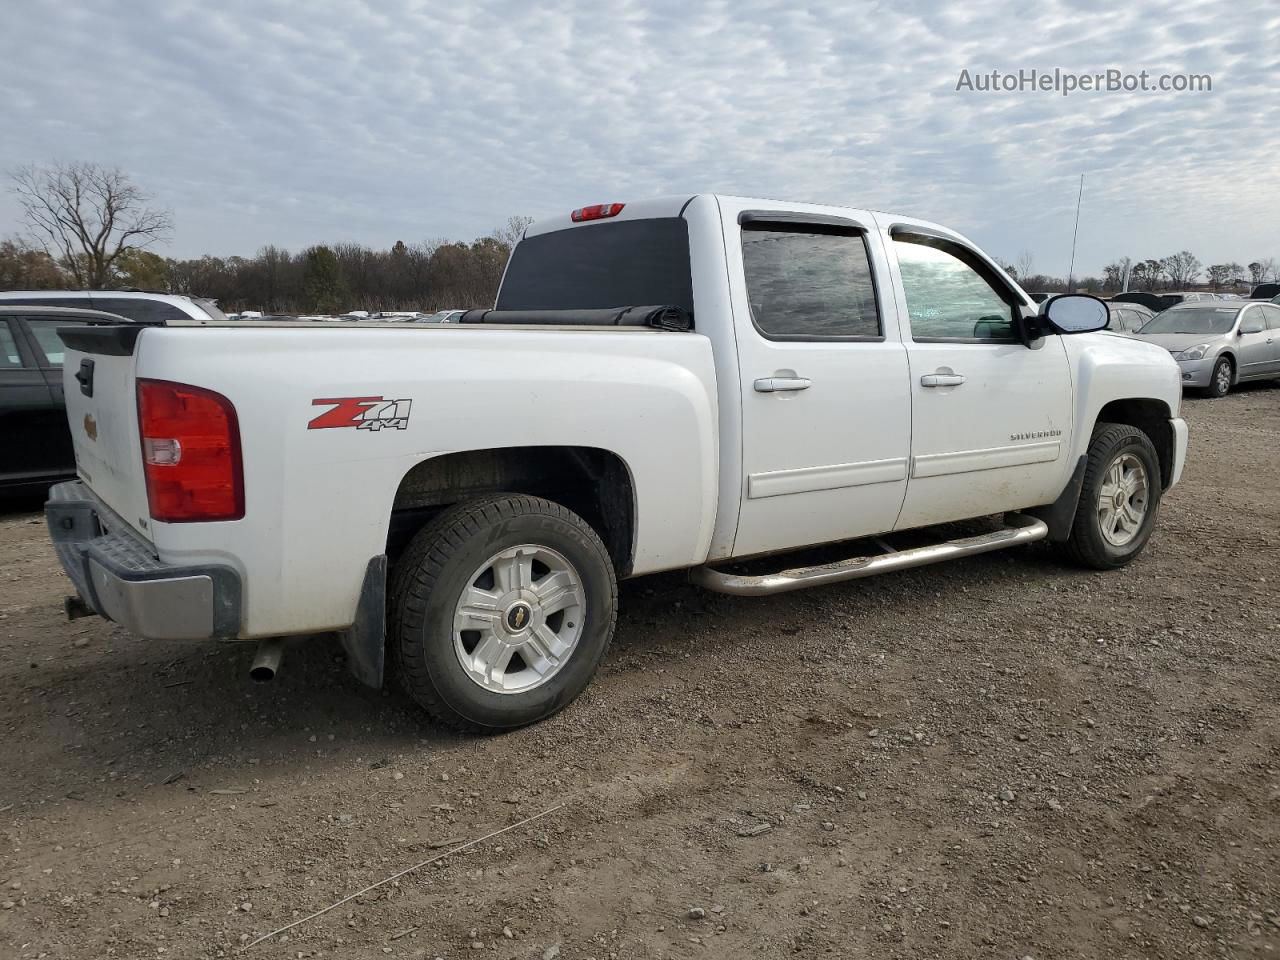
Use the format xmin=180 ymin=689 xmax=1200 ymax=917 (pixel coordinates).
xmin=570 ymin=202 xmax=625 ymax=222
xmin=137 ymin=379 xmax=244 ymax=522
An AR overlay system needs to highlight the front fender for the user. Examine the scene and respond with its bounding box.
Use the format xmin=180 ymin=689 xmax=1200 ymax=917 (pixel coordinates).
xmin=1064 ymin=333 xmax=1182 ymax=461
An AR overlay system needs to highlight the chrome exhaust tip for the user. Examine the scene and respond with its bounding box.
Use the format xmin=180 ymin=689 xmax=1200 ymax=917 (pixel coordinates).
xmin=249 ymin=638 xmax=284 ymax=683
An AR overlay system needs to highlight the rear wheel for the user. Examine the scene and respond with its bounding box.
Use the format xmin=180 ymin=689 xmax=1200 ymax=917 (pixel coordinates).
xmin=389 ymin=495 xmax=617 ymax=732
xmin=1204 ymin=356 xmax=1233 ymax=398
xmin=1059 ymin=424 xmax=1162 ymax=570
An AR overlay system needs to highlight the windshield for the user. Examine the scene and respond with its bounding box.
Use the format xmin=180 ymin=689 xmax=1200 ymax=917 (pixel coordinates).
xmin=1140 ymin=307 xmax=1238 ymax=335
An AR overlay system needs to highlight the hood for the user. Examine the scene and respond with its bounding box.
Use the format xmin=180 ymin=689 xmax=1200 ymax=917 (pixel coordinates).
xmin=1132 ymin=332 xmax=1226 ymax=354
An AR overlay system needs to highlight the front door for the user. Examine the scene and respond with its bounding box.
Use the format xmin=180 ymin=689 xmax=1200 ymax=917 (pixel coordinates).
xmin=1237 ymin=304 xmax=1277 ymax=379
xmin=881 ymin=227 xmax=1074 ymax=530
xmin=723 ymin=203 xmax=912 ymax=558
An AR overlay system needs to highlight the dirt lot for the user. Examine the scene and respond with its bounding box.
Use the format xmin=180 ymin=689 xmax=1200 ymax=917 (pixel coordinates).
xmin=1 ymin=385 xmax=1278 ymax=960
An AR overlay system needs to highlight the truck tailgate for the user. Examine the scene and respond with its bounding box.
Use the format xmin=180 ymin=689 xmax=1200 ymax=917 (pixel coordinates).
xmin=59 ymin=326 xmax=153 ymax=538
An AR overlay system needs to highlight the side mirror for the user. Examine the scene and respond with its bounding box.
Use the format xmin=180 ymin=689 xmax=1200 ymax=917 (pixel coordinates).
xmin=1040 ymin=294 xmax=1109 ymax=334
xmin=1239 ymin=318 xmax=1264 ymax=335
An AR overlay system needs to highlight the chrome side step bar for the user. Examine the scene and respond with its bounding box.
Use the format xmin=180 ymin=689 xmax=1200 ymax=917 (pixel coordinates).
xmin=690 ymin=514 xmax=1049 ymax=596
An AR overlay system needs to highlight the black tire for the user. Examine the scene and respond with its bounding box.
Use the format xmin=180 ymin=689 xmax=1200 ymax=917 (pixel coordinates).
xmin=1058 ymin=423 xmax=1162 ymax=570
xmin=1204 ymin=356 xmax=1233 ymax=398
xmin=389 ymin=494 xmax=617 ymax=732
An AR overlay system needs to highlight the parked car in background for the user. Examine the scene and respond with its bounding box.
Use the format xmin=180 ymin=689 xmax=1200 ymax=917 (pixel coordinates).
xmin=1112 ymin=291 xmax=1219 ymax=312
xmin=0 ymin=305 xmax=126 ymax=493
xmin=1250 ymin=283 xmax=1280 ymax=300
xmin=1134 ymin=300 xmax=1280 ymax=397
xmin=0 ymin=290 xmax=227 ymax=324
xmin=1162 ymin=292 xmax=1219 ymax=305
xmin=1108 ymin=302 xmax=1156 ymax=333
xmin=1110 ymin=291 xmax=1170 ymax=312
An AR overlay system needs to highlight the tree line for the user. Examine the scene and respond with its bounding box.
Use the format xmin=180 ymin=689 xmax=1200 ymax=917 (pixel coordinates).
xmin=997 ymin=249 xmax=1276 ymax=295
xmin=4 ymin=163 xmax=1277 ymax=311
xmin=1 ymin=162 xmax=530 ymax=313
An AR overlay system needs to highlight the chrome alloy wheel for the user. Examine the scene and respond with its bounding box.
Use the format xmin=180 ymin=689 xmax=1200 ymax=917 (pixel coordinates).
xmin=1215 ymin=360 xmax=1232 ymax=395
xmin=452 ymin=544 xmax=586 ymax=694
xmin=1097 ymin=453 xmax=1149 ymax=547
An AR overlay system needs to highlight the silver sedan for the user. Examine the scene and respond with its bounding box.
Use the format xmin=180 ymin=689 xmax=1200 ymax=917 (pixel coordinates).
xmin=1133 ymin=301 xmax=1280 ymax=397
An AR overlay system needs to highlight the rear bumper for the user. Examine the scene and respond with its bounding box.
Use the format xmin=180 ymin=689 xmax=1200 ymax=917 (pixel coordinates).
xmin=45 ymin=480 xmax=241 ymax=640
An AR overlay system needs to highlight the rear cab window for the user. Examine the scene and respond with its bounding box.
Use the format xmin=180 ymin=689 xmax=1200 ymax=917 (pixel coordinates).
xmin=497 ymin=218 xmax=694 ymax=313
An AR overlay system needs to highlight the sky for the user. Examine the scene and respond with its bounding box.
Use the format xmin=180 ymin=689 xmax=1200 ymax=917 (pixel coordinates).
xmin=2 ymin=0 xmax=1277 ymax=279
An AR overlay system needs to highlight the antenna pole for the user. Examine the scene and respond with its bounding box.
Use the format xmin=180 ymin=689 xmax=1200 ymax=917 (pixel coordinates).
xmin=1066 ymin=173 xmax=1084 ymax=292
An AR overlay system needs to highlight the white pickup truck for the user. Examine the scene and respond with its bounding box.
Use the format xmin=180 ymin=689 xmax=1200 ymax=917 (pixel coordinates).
xmin=46 ymin=195 xmax=1187 ymax=731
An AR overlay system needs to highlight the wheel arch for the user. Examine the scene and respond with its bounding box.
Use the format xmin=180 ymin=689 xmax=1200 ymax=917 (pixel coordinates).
xmin=388 ymin=445 xmax=637 ymax=576
xmin=1093 ymin=398 xmax=1175 ymax=490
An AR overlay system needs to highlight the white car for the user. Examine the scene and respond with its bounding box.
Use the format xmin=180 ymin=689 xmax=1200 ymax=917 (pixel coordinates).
xmin=0 ymin=289 xmax=227 ymax=324
xmin=45 ymin=194 xmax=1187 ymax=731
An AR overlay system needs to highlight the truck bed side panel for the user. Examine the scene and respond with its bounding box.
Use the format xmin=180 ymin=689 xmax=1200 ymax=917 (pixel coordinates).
xmin=132 ymin=326 xmax=718 ymax=638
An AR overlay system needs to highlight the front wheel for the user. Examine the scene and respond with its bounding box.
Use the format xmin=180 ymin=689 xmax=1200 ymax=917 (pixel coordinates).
xmin=389 ymin=495 xmax=617 ymax=732
xmin=1204 ymin=356 xmax=1232 ymax=398
xmin=1058 ymin=424 xmax=1162 ymax=570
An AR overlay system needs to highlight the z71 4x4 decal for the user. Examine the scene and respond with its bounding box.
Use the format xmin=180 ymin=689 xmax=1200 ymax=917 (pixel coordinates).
xmin=309 ymin=396 xmax=412 ymax=431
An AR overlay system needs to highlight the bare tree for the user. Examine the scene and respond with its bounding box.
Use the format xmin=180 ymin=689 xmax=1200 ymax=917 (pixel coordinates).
xmin=491 ymin=215 xmax=534 ymax=252
xmin=1014 ymin=249 xmax=1035 ymax=282
xmin=1261 ymin=257 xmax=1280 ymax=283
xmin=1205 ymin=263 xmax=1241 ymax=290
xmin=1159 ymin=250 xmax=1201 ymax=289
xmin=1132 ymin=259 xmax=1163 ymax=290
xmin=10 ymin=162 xmax=172 ymax=289
xmin=1102 ymin=260 xmax=1126 ymax=291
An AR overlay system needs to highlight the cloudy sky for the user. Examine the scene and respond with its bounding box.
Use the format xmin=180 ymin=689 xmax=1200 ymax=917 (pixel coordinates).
xmin=2 ymin=0 xmax=1277 ymax=278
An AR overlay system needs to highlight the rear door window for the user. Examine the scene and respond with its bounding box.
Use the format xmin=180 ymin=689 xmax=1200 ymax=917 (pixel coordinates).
xmin=740 ymin=225 xmax=881 ymax=339
xmin=497 ymin=218 xmax=694 ymax=313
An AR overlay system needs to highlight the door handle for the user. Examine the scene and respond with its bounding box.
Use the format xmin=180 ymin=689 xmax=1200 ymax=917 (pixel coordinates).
xmin=921 ymin=373 xmax=966 ymax=387
xmin=754 ymin=377 xmax=811 ymax=393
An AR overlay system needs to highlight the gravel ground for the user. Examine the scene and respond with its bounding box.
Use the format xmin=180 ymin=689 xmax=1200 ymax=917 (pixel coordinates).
xmin=1 ymin=384 xmax=1278 ymax=960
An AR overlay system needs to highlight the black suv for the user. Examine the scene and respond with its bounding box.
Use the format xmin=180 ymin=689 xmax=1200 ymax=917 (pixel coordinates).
xmin=0 ymin=305 xmax=126 ymax=494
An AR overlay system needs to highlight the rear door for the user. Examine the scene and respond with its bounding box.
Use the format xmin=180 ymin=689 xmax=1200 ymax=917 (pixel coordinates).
xmin=720 ymin=201 xmax=912 ymax=557
xmin=881 ymin=225 xmax=1074 ymax=530
xmin=0 ymin=318 xmax=63 ymax=484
